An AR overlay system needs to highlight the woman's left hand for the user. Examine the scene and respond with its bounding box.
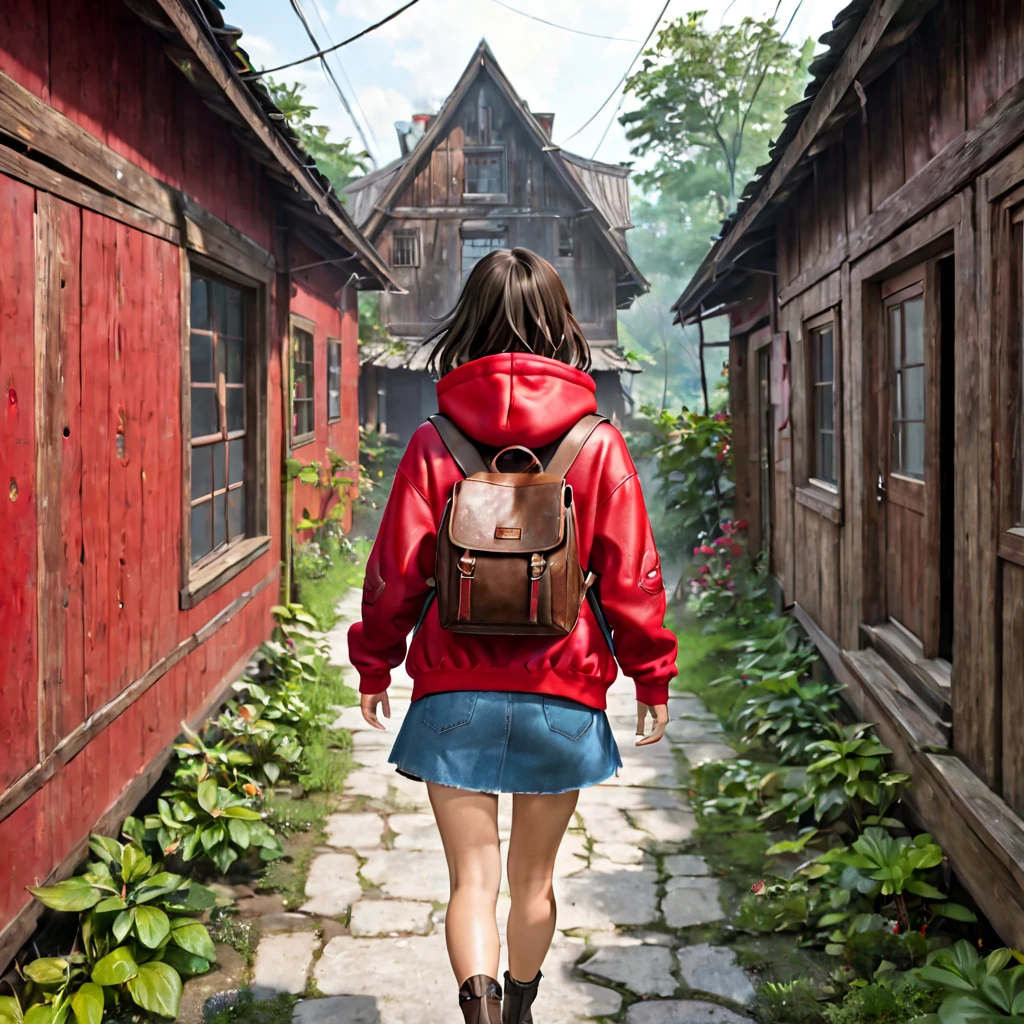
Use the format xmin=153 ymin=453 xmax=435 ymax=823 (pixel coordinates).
xmin=635 ymin=702 xmax=669 ymax=745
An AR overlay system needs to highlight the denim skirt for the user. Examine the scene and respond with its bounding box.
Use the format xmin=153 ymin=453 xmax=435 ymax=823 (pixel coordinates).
xmin=388 ymin=691 xmax=622 ymax=795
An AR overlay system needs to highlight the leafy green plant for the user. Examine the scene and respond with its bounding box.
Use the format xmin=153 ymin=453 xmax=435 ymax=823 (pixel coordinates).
xmin=285 ymin=449 xmax=355 ymax=538
xmin=147 ymin=778 xmax=283 ymax=874
xmin=821 ymin=974 xmax=938 ymax=1024
xmin=293 ymin=541 xmax=333 ymax=581
xmin=731 ymin=613 xmax=820 ymax=687
xmin=692 ymin=758 xmax=782 ymax=820
xmin=15 ymin=830 xmax=217 ymax=1021
xmin=735 ymin=677 xmax=842 ymax=764
xmin=916 ymin=942 xmax=1024 ymax=1022
xmin=757 ymin=979 xmax=826 ymax=1024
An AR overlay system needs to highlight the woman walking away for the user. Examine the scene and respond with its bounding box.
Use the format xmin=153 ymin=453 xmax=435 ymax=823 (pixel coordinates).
xmin=348 ymin=248 xmax=678 ymax=1024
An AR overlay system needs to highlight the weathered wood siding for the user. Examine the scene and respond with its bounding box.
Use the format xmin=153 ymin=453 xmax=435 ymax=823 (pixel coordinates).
xmin=0 ymin=0 xmax=360 ymax=962
xmin=378 ymin=79 xmax=619 ymax=341
xmin=738 ymin=0 xmax=1024 ymax=807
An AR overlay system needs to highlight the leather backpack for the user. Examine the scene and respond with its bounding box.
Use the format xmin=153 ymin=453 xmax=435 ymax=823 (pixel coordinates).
xmin=427 ymin=413 xmax=606 ymax=637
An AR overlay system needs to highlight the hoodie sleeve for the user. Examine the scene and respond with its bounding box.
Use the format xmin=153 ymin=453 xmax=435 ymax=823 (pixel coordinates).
xmin=347 ymin=460 xmax=436 ymax=695
xmin=589 ymin=469 xmax=679 ymax=706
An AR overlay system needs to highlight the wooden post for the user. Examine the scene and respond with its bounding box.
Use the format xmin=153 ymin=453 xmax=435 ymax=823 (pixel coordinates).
xmin=697 ymin=306 xmax=710 ymax=416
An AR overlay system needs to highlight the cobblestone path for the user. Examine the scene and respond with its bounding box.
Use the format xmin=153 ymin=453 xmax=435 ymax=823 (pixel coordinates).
xmin=244 ymin=590 xmax=756 ymax=1024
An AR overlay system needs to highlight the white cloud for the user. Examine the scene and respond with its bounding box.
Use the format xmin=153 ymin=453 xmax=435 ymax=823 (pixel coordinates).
xmin=350 ymin=86 xmax=415 ymax=157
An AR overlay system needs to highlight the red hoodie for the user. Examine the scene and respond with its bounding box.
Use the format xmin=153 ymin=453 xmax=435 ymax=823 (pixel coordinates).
xmin=347 ymin=352 xmax=678 ymax=709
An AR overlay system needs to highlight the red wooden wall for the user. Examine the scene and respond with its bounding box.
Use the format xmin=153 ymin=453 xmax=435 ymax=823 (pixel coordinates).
xmin=0 ymin=0 xmax=358 ymax=953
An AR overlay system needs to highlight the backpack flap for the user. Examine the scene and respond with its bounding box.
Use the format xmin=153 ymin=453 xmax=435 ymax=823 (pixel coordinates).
xmin=448 ymin=473 xmax=566 ymax=554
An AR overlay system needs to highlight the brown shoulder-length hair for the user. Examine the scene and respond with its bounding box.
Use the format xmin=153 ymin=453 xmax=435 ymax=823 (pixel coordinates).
xmin=426 ymin=247 xmax=591 ymax=377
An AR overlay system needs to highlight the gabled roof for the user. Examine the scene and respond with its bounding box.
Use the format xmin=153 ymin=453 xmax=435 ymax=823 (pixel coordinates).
xmin=124 ymin=0 xmax=400 ymax=292
xmin=343 ymin=39 xmax=648 ymax=305
xmin=673 ymin=0 xmax=943 ymax=323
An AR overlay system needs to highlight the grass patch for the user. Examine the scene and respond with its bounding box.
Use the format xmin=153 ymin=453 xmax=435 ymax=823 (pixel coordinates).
xmin=258 ymin=829 xmax=319 ymax=910
xmin=307 ymin=663 xmax=359 ymax=717
xmin=298 ymin=736 xmax=354 ymax=794
xmin=206 ymin=990 xmax=297 ymax=1024
xmin=295 ymin=535 xmax=371 ymax=632
xmin=669 ymin=608 xmax=746 ymax=721
xmin=265 ymin=790 xmax=334 ymax=836
xmin=207 ymin=909 xmax=258 ymax=966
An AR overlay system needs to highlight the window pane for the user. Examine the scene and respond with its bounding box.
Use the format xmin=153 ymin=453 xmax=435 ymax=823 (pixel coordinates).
xmin=213 ymin=281 xmax=228 ymax=336
xmin=190 ymin=278 xmax=208 ymax=330
xmin=819 ymin=328 xmax=834 ymax=383
xmin=817 ymin=384 xmax=834 ymax=432
xmin=903 ymin=421 xmax=925 ymax=479
xmin=894 ymin=370 xmax=903 ymax=419
xmin=213 ymin=441 xmax=226 ymax=491
xmin=902 ymin=366 xmax=925 ymax=421
xmin=226 ymin=287 xmax=244 ymax=337
xmin=295 ymin=400 xmax=314 ymax=439
xmin=226 ymin=338 xmax=244 ymax=384
xmin=191 ymin=446 xmax=213 ymax=500
xmin=889 ymin=305 xmax=902 ymax=369
xmin=228 ymin=485 xmax=245 ymax=539
xmin=462 ymin=235 xmax=506 ymax=276
xmin=190 ymin=332 xmax=214 ymax=383
xmin=819 ymin=432 xmax=835 ymax=485
xmin=465 ymin=151 xmax=505 ymax=194
xmin=191 ymin=387 xmax=218 ymax=438
xmin=229 ymin=438 xmax=244 ymax=485
xmin=904 ymin=296 xmax=925 ymax=364
xmin=213 ymin=492 xmax=226 ymax=549
xmin=226 ymin=387 xmax=245 ymax=433
xmin=191 ymin=501 xmax=212 ymax=563
xmin=328 ymin=343 xmax=341 ymax=420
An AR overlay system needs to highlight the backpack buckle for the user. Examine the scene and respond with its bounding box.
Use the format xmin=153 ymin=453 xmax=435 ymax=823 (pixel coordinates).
xmin=529 ymin=553 xmax=546 ymax=580
xmin=458 ymin=552 xmax=477 ymax=578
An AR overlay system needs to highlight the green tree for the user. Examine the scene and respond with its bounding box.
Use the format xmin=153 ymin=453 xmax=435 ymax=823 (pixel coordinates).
xmin=618 ymin=11 xmax=813 ymax=413
xmin=265 ymin=79 xmax=370 ymax=195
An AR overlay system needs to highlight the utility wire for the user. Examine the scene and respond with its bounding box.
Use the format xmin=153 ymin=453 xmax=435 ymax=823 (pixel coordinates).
xmin=488 ymin=0 xmax=642 ymax=42
xmin=246 ymin=0 xmax=421 ymax=78
xmin=558 ymin=0 xmax=672 ymax=147
xmin=287 ymin=0 xmax=378 ymax=167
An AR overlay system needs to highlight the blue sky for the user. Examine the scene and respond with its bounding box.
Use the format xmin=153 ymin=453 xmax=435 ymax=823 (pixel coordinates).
xmin=222 ymin=0 xmax=839 ymax=172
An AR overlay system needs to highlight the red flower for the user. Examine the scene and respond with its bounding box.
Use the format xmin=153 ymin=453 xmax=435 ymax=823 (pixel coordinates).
xmin=725 ymin=564 xmax=732 ymax=570
xmin=716 ymin=453 xmax=726 ymax=462
xmin=893 ymin=924 xmax=900 ymax=935
xmin=920 ymin=924 xmax=928 ymax=936
xmin=699 ymin=566 xmax=710 ymax=575
xmin=693 ymin=546 xmax=700 ymax=556
xmin=700 ymin=545 xmax=715 ymax=555
xmin=714 ymin=412 xmax=728 ymax=423
xmin=731 ymin=544 xmax=744 ymax=556
xmin=750 ymin=880 xmax=766 ymax=896
xmin=735 ymin=520 xmax=749 ymax=530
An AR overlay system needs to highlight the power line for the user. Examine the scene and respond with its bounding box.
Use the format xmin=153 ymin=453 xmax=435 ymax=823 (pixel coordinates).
xmin=301 ymin=0 xmax=383 ymax=162
xmin=246 ymin=0 xmax=422 ymax=79
xmin=558 ymin=0 xmax=673 ymax=147
xmin=488 ymin=0 xmax=642 ymax=42
xmin=286 ymin=0 xmax=378 ymax=168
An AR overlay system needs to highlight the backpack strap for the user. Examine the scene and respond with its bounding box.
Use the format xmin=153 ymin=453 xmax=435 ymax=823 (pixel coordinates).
xmin=428 ymin=414 xmax=489 ymax=477
xmin=544 ymin=413 xmax=608 ymax=480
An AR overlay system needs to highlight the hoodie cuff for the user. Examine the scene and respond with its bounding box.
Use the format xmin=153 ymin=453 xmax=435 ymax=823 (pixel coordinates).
xmin=634 ymin=679 xmax=670 ymax=707
xmin=358 ymin=673 xmax=391 ymax=695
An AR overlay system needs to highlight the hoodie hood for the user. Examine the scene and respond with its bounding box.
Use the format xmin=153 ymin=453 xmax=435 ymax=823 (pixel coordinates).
xmin=436 ymin=353 xmax=599 ymax=448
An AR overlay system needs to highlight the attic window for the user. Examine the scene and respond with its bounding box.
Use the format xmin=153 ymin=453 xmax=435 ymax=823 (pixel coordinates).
xmin=464 ymin=146 xmax=507 ymax=201
xmin=557 ymin=220 xmax=574 ymax=258
xmin=393 ymin=229 xmax=420 ymax=267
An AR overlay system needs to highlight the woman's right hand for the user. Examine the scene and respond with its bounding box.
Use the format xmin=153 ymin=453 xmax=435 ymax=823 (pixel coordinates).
xmin=636 ymin=702 xmax=669 ymax=746
xmin=361 ymin=691 xmax=391 ymax=731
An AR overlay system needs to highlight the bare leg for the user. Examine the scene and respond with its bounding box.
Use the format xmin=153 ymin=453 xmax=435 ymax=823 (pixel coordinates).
xmin=427 ymin=782 xmax=502 ymax=985
xmin=505 ymin=790 xmax=580 ymax=982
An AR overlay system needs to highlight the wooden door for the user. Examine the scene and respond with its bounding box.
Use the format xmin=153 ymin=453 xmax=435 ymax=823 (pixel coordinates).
xmin=879 ymin=264 xmax=942 ymax=653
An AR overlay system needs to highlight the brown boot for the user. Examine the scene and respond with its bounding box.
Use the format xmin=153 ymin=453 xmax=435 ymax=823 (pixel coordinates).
xmin=502 ymin=971 xmax=541 ymax=1024
xmin=459 ymin=974 xmax=502 ymax=1024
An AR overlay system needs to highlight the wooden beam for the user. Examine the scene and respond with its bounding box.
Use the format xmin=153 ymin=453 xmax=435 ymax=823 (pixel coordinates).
xmin=0 ymin=567 xmax=276 ymax=824
xmin=849 ymin=73 xmax=1024 ymax=261
xmin=148 ymin=0 xmax=396 ymax=290
xmin=777 ymin=247 xmax=848 ymax=307
xmin=0 ymin=642 xmax=261 ymax=973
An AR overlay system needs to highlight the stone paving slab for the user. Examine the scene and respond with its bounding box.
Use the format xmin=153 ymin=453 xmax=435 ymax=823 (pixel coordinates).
xmin=668 ymin=696 xmax=721 ymax=721
xmin=664 ymin=854 xmax=711 ymax=877
xmin=626 ymin=1000 xmax=754 ymax=1024
xmin=293 ymin=995 xmax=381 ymax=1024
xmin=633 ymin=808 xmax=699 ymax=844
xmin=324 ymin=812 xmax=384 ymax=851
xmin=555 ymin=866 xmax=660 ymax=930
xmin=676 ymin=943 xmax=756 ymax=1005
xmin=591 ymin=841 xmax=647 ymax=864
xmin=300 ymin=853 xmax=362 ymax=917
xmin=349 ymin=899 xmax=434 ymax=937
xmin=582 ymin=944 xmax=678 ymax=997
xmin=388 ymin=812 xmax=444 ymax=851
xmin=313 ymin=936 xmax=454 ymax=1024
xmin=662 ymin=877 xmax=726 ymax=929
xmin=252 ymin=932 xmax=320 ymax=994
xmin=679 ymin=742 xmax=738 ymax=765
xmin=360 ymin=849 xmax=451 ymax=902
xmin=344 ymin=768 xmax=389 ymax=800
xmin=527 ymin=941 xmax=623 ymax=1023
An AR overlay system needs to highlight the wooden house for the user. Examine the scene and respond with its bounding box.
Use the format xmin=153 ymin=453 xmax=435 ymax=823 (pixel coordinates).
xmin=673 ymin=0 xmax=1024 ymax=944
xmin=343 ymin=41 xmax=649 ymax=442
xmin=0 ymin=0 xmax=397 ymax=968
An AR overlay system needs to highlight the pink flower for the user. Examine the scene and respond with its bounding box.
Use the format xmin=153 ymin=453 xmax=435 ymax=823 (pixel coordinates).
xmin=750 ymin=880 xmax=766 ymax=896
xmin=731 ymin=544 xmax=744 ymax=556
xmin=699 ymin=566 xmax=710 ymax=575
xmin=700 ymin=545 xmax=715 ymax=555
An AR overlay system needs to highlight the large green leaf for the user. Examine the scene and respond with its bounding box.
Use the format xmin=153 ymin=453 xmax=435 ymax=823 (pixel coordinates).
xmin=87 ymin=836 xmax=123 ymax=866
xmin=0 ymin=996 xmax=23 ymax=1024
xmin=933 ymin=904 xmax=978 ymax=924
xmin=220 ymin=806 xmax=261 ymax=820
xmin=120 ymin=845 xmax=153 ymax=884
xmin=134 ymin=872 xmax=186 ymax=904
xmin=22 ymin=959 xmax=68 ymax=986
xmin=226 ymin=818 xmax=251 ymax=849
xmin=93 ymin=895 xmax=126 ymax=914
xmin=70 ymin=984 xmax=104 ymax=1024
xmin=127 ymin=961 xmax=182 ymax=1018
xmin=157 ymin=944 xmax=211 ymax=978
xmin=165 ymin=882 xmax=216 ymax=912
xmin=169 ymin=919 xmax=216 ymax=961
xmin=27 ymin=879 xmax=102 ymax=913
xmin=92 ymin=946 xmax=139 ymax=986
xmin=197 ymin=779 xmax=219 ymax=816
xmin=134 ymin=905 xmax=171 ymax=949
xmin=23 ymin=1007 xmax=54 ymax=1024
xmin=112 ymin=909 xmax=135 ymax=944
